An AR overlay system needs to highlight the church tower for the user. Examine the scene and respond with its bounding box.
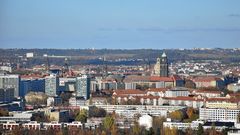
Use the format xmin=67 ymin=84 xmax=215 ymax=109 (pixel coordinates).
xmin=153 ymin=52 xmax=169 ymax=77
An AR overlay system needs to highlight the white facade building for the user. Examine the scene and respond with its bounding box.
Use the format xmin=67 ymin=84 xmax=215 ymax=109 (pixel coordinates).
xmin=165 ymin=87 xmax=189 ymax=97
xmin=0 ymin=66 xmax=12 ymax=72
xmin=163 ymin=120 xmax=204 ymax=130
xmin=26 ymin=52 xmax=34 ymax=58
xmin=125 ymin=82 xmax=136 ymax=90
xmin=199 ymin=108 xmax=240 ymax=122
xmin=45 ymin=74 xmax=59 ymax=96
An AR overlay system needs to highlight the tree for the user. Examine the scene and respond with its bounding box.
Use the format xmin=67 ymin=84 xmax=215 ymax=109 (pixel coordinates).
xmin=25 ymin=92 xmax=48 ymax=106
xmin=60 ymin=92 xmax=72 ymax=106
xmin=103 ymin=115 xmax=114 ymax=132
xmin=185 ymin=127 xmax=194 ymax=135
xmin=75 ymin=109 xmax=88 ymax=123
xmin=0 ymin=108 xmax=9 ymax=116
xmin=163 ymin=127 xmax=178 ymax=135
xmin=88 ymin=106 xmax=106 ymax=118
xmin=89 ymin=97 xmax=93 ymax=105
xmin=132 ymin=121 xmax=141 ymax=135
xmin=152 ymin=116 xmax=166 ymax=135
xmin=184 ymin=79 xmax=196 ymax=89
xmin=169 ymin=110 xmax=184 ymax=121
xmin=31 ymin=112 xmax=50 ymax=122
xmin=186 ymin=107 xmax=194 ymax=119
xmin=197 ymin=124 xmax=204 ymax=135
xmin=209 ymin=123 xmax=217 ymax=135
xmin=62 ymin=127 xmax=69 ymax=135
xmin=111 ymin=123 xmax=118 ymax=135
xmin=221 ymin=128 xmax=229 ymax=135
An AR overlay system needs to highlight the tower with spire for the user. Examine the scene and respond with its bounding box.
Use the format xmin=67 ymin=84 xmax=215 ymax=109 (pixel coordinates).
xmin=152 ymin=52 xmax=169 ymax=77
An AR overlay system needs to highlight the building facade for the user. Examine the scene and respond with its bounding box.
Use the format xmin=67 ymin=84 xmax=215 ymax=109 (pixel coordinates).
xmin=153 ymin=52 xmax=169 ymax=77
xmin=0 ymin=74 xmax=19 ymax=97
xmin=199 ymin=108 xmax=240 ymax=122
xmin=76 ymin=75 xmax=90 ymax=100
xmin=45 ymin=75 xmax=59 ymax=96
xmin=165 ymin=87 xmax=189 ymax=97
xmin=0 ymin=88 xmax=14 ymax=102
xmin=20 ymin=78 xmax=45 ymax=97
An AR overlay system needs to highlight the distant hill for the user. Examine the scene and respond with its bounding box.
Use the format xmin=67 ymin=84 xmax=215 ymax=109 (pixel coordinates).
xmin=1 ymin=48 xmax=240 ymax=66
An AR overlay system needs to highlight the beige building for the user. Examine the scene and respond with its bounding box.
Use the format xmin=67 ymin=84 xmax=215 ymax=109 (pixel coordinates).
xmin=205 ymin=95 xmax=240 ymax=109
xmin=206 ymin=101 xmax=238 ymax=109
xmin=49 ymin=110 xmax=69 ymax=122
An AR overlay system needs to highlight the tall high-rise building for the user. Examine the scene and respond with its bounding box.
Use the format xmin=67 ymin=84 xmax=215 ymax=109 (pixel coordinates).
xmin=45 ymin=74 xmax=59 ymax=96
xmin=0 ymin=74 xmax=19 ymax=97
xmin=76 ymin=75 xmax=90 ymax=100
xmin=153 ymin=52 xmax=169 ymax=77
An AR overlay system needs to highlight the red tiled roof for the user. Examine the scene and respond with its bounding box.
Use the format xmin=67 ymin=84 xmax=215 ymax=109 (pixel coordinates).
xmin=147 ymin=88 xmax=168 ymax=92
xmin=137 ymin=95 xmax=160 ymax=99
xmin=228 ymin=93 xmax=240 ymax=97
xmin=114 ymin=95 xmax=160 ymax=100
xmin=163 ymin=96 xmax=204 ymax=101
xmin=150 ymin=76 xmax=173 ymax=82
xmin=113 ymin=89 xmax=146 ymax=95
xmin=206 ymin=97 xmax=240 ymax=102
xmin=194 ymin=90 xmax=222 ymax=94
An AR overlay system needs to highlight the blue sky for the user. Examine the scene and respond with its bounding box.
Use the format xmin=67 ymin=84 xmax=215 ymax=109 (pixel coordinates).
xmin=0 ymin=0 xmax=240 ymax=49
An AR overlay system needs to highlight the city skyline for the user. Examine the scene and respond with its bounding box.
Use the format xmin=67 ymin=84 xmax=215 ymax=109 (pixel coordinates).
xmin=1 ymin=0 xmax=240 ymax=49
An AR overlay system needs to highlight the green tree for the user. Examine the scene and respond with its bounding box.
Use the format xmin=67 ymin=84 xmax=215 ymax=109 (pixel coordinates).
xmin=197 ymin=124 xmax=204 ymax=135
xmin=62 ymin=127 xmax=69 ymax=135
xmin=103 ymin=115 xmax=114 ymax=132
xmin=75 ymin=109 xmax=88 ymax=123
xmin=221 ymin=128 xmax=229 ymax=135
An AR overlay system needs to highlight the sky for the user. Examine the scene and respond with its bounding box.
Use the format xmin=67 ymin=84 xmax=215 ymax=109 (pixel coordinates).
xmin=0 ymin=0 xmax=240 ymax=49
